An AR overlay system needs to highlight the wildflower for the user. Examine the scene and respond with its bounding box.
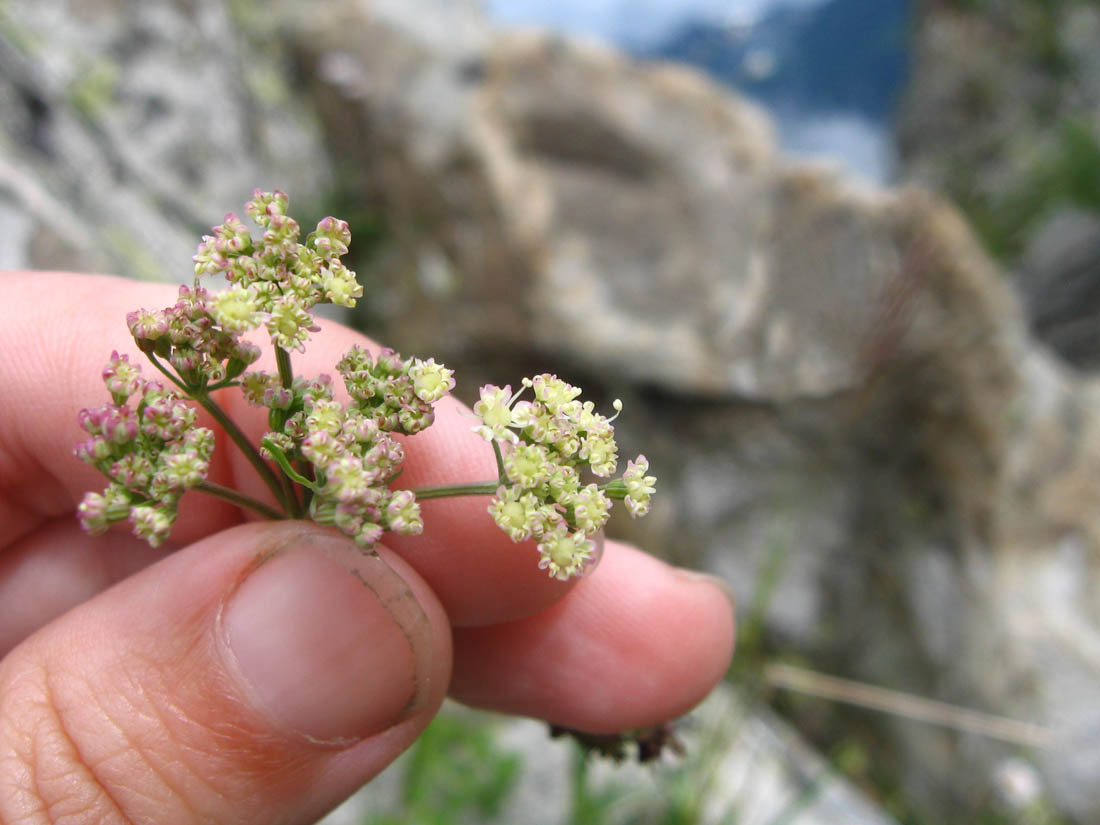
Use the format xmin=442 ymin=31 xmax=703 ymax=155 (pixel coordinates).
xmin=76 ymin=191 xmax=657 ymax=580
xmin=73 ymin=436 xmax=112 ymax=464
xmin=529 ymin=374 xmax=582 ymax=415
xmin=301 ymin=430 xmax=345 ymax=467
xmin=77 ymin=485 xmax=131 ymax=534
xmin=321 ymin=455 xmax=379 ymax=505
xmin=384 ymin=490 xmax=423 ymax=535
xmin=102 ymin=351 xmax=144 ymax=403
xmin=409 ymin=357 xmax=455 ymax=404
xmin=304 ymin=398 xmax=345 ymax=437
xmin=489 ymin=486 xmax=543 ymax=542
xmin=570 ymin=484 xmax=611 ymax=533
xmin=245 ymin=189 xmax=289 ymax=227
xmin=311 ymin=216 xmax=352 ymax=259
xmin=266 ymin=296 xmax=318 ymax=352
xmin=320 ymin=262 xmax=362 ymax=307
xmin=353 ymin=521 xmax=385 ymax=549
xmin=473 ymin=384 xmax=519 ymax=443
xmin=503 ymin=443 xmax=552 ymax=489
xmin=581 ymin=433 xmax=618 ymax=477
xmin=622 ymin=455 xmax=657 ymax=517
xmin=129 ymin=503 xmax=175 ymax=547
xmin=537 ymin=523 xmax=596 ymax=581
xmin=140 ymin=394 xmax=195 ymax=441
xmin=398 ymin=403 xmax=435 ymax=435
xmin=157 ymin=444 xmax=211 ymax=492
xmin=210 ymin=285 xmax=263 ymax=334
xmin=108 ymin=453 xmax=154 ymax=489
xmin=546 ymin=462 xmax=581 ymax=503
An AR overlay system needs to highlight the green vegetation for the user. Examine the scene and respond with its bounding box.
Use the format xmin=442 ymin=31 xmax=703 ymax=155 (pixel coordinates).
xmin=957 ymin=117 xmax=1100 ymax=260
xmin=361 ymin=713 xmax=522 ymax=825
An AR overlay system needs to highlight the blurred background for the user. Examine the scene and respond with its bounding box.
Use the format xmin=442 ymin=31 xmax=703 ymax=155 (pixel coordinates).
xmin=3 ymin=0 xmax=1099 ymax=822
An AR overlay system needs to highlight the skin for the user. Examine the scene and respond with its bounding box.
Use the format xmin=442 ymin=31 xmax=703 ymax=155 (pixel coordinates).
xmin=0 ymin=272 xmax=735 ymax=825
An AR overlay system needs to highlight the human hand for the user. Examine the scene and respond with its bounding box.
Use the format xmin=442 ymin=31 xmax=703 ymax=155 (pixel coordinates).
xmin=0 ymin=272 xmax=735 ymax=825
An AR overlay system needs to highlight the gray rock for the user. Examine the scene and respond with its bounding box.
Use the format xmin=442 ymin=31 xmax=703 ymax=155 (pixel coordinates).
xmin=0 ymin=0 xmax=329 ymax=280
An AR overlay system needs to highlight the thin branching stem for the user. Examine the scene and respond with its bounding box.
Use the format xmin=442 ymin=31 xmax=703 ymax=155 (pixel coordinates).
xmin=195 ymin=480 xmax=287 ymax=521
xmin=411 ymin=481 xmax=499 ymax=500
xmin=145 ymin=353 xmax=189 ymax=393
xmin=192 ymin=391 xmax=292 ymax=513
xmin=491 ymin=440 xmax=507 ymax=484
xmin=275 ymin=345 xmax=294 ymax=389
xmin=270 ymin=344 xmax=307 ymax=517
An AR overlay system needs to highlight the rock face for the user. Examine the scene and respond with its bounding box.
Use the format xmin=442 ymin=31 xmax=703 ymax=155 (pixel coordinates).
xmin=4 ymin=0 xmax=1100 ymax=822
xmin=0 ymin=0 xmax=329 ymax=280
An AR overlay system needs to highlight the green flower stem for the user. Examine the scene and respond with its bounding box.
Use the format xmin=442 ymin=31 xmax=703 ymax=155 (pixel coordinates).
xmin=195 ymin=480 xmax=287 ymax=521
xmin=491 ymin=440 xmax=507 ymax=484
xmin=263 ymin=438 xmax=318 ymax=490
xmin=145 ymin=352 xmax=190 ymax=393
xmin=600 ymin=479 xmax=628 ymax=500
xmin=275 ymin=345 xmax=294 ymax=389
xmin=191 ymin=390 xmax=294 ymax=515
xmin=410 ymin=481 xmax=500 ymax=500
xmin=271 ymin=344 xmax=307 ymax=515
xmin=278 ymin=468 xmax=304 ymax=519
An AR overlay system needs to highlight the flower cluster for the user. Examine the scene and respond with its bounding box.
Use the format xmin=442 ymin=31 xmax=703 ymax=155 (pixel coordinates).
xmin=193 ymin=189 xmax=361 ymax=351
xmin=337 ymin=346 xmax=453 ymax=435
xmin=75 ymin=352 xmax=214 ymax=546
xmin=243 ymin=346 xmax=455 ymax=548
xmin=74 ymin=191 xmax=656 ymax=583
xmin=475 ymin=375 xmax=656 ymax=580
xmin=127 ymin=284 xmax=262 ymax=389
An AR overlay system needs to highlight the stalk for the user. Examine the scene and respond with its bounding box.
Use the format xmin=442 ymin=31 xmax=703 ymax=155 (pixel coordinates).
xmin=410 ymin=481 xmax=499 ymax=500
xmin=195 ymin=480 xmax=287 ymax=521
xmin=192 ymin=391 xmax=293 ymax=513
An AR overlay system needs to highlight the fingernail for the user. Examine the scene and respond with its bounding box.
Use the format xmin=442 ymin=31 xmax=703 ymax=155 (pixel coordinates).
xmin=675 ymin=568 xmax=737 ymax=614
xmin=220 ymin=530 xmax=430 ymax=745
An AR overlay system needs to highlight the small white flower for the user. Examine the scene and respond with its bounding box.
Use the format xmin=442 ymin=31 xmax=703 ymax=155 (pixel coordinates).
xmin=530 ymin=374 xmax=582 ymax=415
xmin=384 ymin=490 xmax=423 ymax=535
xmin=321 ymin=262 xmax=363 ymax=307
xmin=472 ymin=384 xmax=519 ymax=443
xmin=622 ymin=455 xmax=657 ymax=518
xmin=409 ymin=357 xmax=455 ymax=403
xmin=537 ymin=523 xmax=595 ymax=581
xmin=211 ymin=285 xmax=263 ymax=334
xmin=503 ymin=443 xmax=552 ymax=489
xmin=570 ymin=484 xmax=611 ymax=533
xmin=488 ymin=486 xmax=542 ymax=541
xmin=266 ymin=296 xmax=317 ymax=352
xmin=128 ymin=504 xmax=175 ymax=547
xmin=305 ymin=399 xmax=345 ymax=437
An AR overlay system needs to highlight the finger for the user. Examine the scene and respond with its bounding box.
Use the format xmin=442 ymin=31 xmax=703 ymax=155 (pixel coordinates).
xmin=2 ymin=272 xmax=593 ymax=627
xmin=0 ymin=518 xmax=167 ymax=658
xmin=0 ymin=521 xmax=451 ymax=825
xmin=448 ymin=541 xmax=736 ymax=733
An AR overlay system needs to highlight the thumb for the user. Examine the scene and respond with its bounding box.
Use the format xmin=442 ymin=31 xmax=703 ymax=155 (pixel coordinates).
xmin=0 ymin=522 xmax=451 ymax=825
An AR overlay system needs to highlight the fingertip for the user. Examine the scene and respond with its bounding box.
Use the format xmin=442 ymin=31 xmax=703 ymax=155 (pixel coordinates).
xmin=450 ymin=540 xmax=735 ymax=733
